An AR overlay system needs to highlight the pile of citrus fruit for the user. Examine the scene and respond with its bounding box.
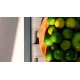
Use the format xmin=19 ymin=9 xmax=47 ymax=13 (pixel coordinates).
xmin=44 ymin=17 xmax=80 ymax=62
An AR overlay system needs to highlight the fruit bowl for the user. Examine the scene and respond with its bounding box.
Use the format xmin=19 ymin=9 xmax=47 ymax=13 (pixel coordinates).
xmin=39 ymin=17 xmax=80 ymax=62
xmin=39 ymin=17 xmax=49 ymax=61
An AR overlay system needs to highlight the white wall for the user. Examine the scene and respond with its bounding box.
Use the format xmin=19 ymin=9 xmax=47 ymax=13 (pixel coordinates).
xmin=11 ymin=17 xmax=24 ymax=62
xmin=0 ymin=17 xmax=19 ymax=62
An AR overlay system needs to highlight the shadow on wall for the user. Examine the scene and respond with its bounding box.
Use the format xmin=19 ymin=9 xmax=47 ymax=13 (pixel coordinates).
xmin=0 ymin=17 xmax=19 ymax=62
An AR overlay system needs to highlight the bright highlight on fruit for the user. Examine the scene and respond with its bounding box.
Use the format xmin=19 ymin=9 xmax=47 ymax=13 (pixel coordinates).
xmin=47 ymin=17 xmax=55 ymax=25
xmin=46 ymin=51 xmax=54 ymax=61
xmin=55 ymin=18 xmax=65 ymax=28
xmin=51 ymin=33 xmax=63 ymax=43
xmin=48 ymin=26 xmax=57 ymax=35
xmin=44 ymin=36 xmax=53 ymax=46
xmin=54 ymin=49 xmax=64 ymax=60
xmin=65 ymin=50 xmax=77 ymax=61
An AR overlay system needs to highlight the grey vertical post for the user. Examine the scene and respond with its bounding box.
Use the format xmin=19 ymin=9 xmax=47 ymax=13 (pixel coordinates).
xmin=24 ymin=17 xmax=31 ymax=62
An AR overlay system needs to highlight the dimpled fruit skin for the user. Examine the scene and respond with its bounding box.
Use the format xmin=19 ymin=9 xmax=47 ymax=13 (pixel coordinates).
xmin=66 ymin=18 xmax=76 ymax=28
xmin=48 ymin=26 xmax=57 ymax=35
xmin=42 ymin=17 xmax=80 ymax=62
xmin=72 ymin=32 xmax=80 ymax=52
xmin=47 ymin=17 xmax=55 ymax=25
xmin=63 ymin=29 xmax=73 ymax=39
xmin=55 ymin=18 xmax=65 ymax=28
xmin=46 ymin=51 xmax=54 ymax=61
xmin=65 ymin=50 xmax=77 ymax=61
xmin=51 ymin=33 xmax=62 ymax=43
xmin=51 ymin=44 xmax=57 ymax=51
xmin=60 ymin=40 xmax=71 ymax=50
xmin=44 ymin=36 xmax=53 ymax=46
xmin=54 ymin=49 xmax=64 ymax=60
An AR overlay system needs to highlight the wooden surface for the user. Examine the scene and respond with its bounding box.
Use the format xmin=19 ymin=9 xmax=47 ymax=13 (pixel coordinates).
xmin=32 ymin=17 xmax=45 ymax=62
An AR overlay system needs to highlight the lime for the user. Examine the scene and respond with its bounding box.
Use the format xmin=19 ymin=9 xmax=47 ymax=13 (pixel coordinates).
xmin=72 ymin=32 xmax=80 ymax=52
xmin=48 ymin=26 xmax=57 ymax=35
xmin=54 ymin=49 xmax=64 ymax=60
xmin=76 ymin=57 xmax=80 ymax=62
xmin=47 ymin=17 xmax=55 ymax=25
xmin=46 ymin=51 xmax=54 ymax=61
xmin=66 ymin=18 xmax=76 ymax=28
xmin=55 ymin=18 xmax=65 ymax=28
xmin=51 ymin=33 xmax=63 ymax=43
xmin=60 ymin=40 xmax=71 ymax=50
xmin=51 ymin=44 xmax=57 ymax=51
xmin=63 ymin=28 xmax=73 ymax=39
xmin=44 ymin=36 xmax=53 ymax=46
xmin=65 ymin=50 xmax=77 ymax=61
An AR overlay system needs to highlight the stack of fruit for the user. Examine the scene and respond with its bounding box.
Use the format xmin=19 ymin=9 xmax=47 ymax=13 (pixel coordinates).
xmin=44 ymin=17 xmax=80 ymax=62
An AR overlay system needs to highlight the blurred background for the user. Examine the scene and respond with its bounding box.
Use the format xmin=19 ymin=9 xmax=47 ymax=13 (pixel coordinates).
xmin=0 ymin=17 xmax=24 ymax=62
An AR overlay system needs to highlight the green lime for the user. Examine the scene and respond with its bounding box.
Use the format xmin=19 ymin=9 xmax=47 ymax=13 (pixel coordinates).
xmin=60 ymin=40 xmax=71 ymax=50
xmin=51 ymin=44 xmax=57 ymax=51
xmin=48 ymin=26 xmax=57 ymax=35
xmin=65 ymin=50 xmax=77 ymax=61
xmin=54 ymin=49 xmax=64 ymax=60
xmin=63 ymin=28 xmax=73 ymax=39
xmin=66 ymin=18 xmax=76 ymax=29
xmin=76 ymin=57 xmax=80 ymax=62
xmin=72 ymin=32 xmax=80 ymax=52
xmin=47 ymin=17 xmax=55 ymax=25
xmin=55 ymin=18 xmax=65 ymax=28
xmin=46 ymin=51 xmax=54 ymax=61
xmin=51 ymin=33 xmax=63 ymax=43
xmin=44 ymin=36 xmax=53 ymax=46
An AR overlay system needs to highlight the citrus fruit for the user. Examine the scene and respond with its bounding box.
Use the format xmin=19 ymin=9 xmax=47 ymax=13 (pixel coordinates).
xmin=51 ymin=44 xmax=57 ymax=51
xmin=44 ymin=36 xmax=53 ymax=46
xmin=48 ymin=26 xmax=57 ymax=35
xmin=54 ymin=49 xmax=64 ymax=60
xmin=55 ymin=18 xmax=65 ymax=28
xmin=60 ymin=40 xmax=71 ymax=50
xmin=65 ymin=50 xmax=77 ymax=61
xmin=72 ymin=32 xmax=80 ymax=52
xmin=46 ymin=51 xmax=54 ymax=61
xmin=47 ymin=17 xmax=55 ymax=25
xmin=63 ymin=28 xmax=73 ymax=39
xmin=51 ymin=33 xmax=63 ymax=43
xmin=66 ymin=18 xmax=76 ymax=28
